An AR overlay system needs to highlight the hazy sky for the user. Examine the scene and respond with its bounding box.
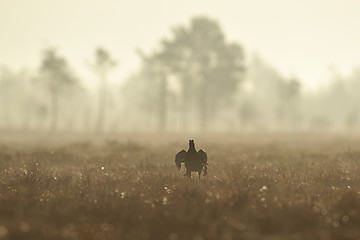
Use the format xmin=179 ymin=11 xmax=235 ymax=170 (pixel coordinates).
xmin=1 ymin=0 xmax=360 ymax=90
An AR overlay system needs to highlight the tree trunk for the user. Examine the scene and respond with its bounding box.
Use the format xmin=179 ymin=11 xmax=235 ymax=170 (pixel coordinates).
xmin=97 ymin=73 xmax=106 ymax=132
xmin=50 ymin=89 xmax=58 ymax=131
xmin=198 ymin=76 xmax=208 ymax=132
xmin=181 ymin=76 xmax=192 ymax=131
xmin=198 ymin=95 xmax=208 ymax=131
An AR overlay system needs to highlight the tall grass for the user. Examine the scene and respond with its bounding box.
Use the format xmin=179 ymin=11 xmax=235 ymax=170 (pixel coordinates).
xmin=0 ymin=135 xmax=360 ymax=239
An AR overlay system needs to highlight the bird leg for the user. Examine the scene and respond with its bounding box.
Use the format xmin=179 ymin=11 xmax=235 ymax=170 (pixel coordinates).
xmin=203 ymin=165 xmax=207 ymax=176
xmin=184 ymin=170 xmax=191 ymax=178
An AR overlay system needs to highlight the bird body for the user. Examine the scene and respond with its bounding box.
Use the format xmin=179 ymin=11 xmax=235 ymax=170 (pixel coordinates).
xmin=175 ymin=140 xmax=207 ymax=179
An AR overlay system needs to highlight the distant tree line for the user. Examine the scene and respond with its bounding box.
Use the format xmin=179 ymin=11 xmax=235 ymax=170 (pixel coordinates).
xmin=1 ymin=16 xmax=360 ymax=133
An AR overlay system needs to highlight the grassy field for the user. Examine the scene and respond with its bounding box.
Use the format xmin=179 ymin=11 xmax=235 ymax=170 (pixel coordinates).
xmin=1 ymin=133 xmax=360 ymax=240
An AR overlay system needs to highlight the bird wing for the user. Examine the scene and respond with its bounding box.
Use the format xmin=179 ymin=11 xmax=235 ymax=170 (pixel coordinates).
xmin=175 ymin=150 xmax=187 ymax=170
xmin=197 ymin=149 xmax=207 ymax=165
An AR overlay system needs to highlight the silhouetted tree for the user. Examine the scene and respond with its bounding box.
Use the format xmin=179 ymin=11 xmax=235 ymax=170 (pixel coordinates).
xmin=149 ymin=16 xmax=245 ymax=131
xmin=277 ymin=77 xmax=302 ymax=126
xmin=135 ymin=49 xmax=170 ymax=131
xmin=39 ymin=49 xmax=77 ymax=131
xmin=154 ymin=64 xmax=168 ymax=131
xmin=242 ymin=54 xmax=303 ymax=130
xmin=88 ymin=47 xmax=117 ymax=132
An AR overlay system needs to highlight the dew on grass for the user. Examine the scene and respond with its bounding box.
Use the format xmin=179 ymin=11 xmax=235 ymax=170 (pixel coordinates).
xmin=321 ymin=209 xmax=327 ymax=215
xmin=332 ymin=221 xmax=339 ymax=228
xmin=260 ymin=185 xmax=268 ymax=192
xmin=342 ymin=215 xmax=350 ymax=222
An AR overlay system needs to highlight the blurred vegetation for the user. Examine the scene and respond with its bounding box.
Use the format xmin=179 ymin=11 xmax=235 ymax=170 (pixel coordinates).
xmin=1 ymin=16 xmax=360 ymax=133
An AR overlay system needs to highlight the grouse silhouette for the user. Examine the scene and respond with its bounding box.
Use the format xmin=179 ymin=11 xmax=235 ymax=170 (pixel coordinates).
xmin=175 ymin=140 xmax=208 ymax=179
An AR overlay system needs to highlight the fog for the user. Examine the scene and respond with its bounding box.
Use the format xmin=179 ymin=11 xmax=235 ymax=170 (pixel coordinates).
xmin=1 ymin=1 xmax=360 ymax=133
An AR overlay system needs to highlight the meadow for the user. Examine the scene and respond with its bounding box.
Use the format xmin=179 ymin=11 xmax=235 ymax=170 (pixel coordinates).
xmin=1 ymin=133 xmax=360 ymax=240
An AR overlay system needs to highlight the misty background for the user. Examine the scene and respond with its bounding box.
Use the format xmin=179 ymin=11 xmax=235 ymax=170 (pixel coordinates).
xmin=1 ymin=0 xmax=360 ymax=133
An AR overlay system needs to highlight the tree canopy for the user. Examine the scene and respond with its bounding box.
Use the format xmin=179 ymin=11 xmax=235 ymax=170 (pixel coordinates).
xmin=142 ymin=16 xmax=245 ymax=130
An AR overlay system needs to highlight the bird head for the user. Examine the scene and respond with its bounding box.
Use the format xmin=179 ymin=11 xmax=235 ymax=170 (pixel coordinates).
xmin=189 ymin=139 xmax=195 ymax=149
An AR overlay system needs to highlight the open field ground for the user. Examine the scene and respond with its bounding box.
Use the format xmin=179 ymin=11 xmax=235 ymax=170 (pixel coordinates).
xmin=1 ymin=133 xmax=360 ymax=240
